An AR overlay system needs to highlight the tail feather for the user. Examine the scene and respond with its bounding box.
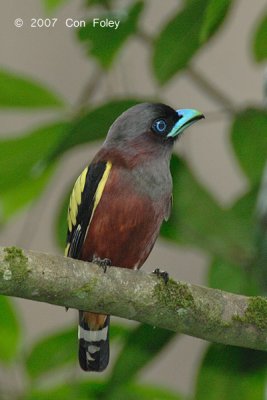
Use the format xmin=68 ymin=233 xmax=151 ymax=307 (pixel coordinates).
xmin=78 ymin=311 xmax=110 ymax=372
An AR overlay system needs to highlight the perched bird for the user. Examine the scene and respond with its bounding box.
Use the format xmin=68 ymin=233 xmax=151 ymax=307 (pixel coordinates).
xmin=65 ymin=103 xmax=204 ymax=372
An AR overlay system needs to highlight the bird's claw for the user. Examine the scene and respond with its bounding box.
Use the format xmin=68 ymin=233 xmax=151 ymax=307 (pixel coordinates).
xmin=153 ymin=268 xmax=169 ymax=284
xmin=92 ymin=257 xmax=112 ymax=273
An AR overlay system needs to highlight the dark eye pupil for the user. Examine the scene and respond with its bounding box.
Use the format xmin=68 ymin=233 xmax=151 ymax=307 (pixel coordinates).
xmin=153 ymin=119 xmax=167 ymax=133
xmin=157 ymin=120 xmax=166 ymax=130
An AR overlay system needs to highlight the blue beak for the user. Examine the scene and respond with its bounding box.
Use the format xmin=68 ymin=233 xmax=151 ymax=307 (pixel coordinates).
xmin=167 ymin=109 xmax=204 ymax=138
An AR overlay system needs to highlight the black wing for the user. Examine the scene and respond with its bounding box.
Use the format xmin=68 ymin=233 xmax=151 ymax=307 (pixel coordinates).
xmin=65 ymin=161 xmax=109 ymax=259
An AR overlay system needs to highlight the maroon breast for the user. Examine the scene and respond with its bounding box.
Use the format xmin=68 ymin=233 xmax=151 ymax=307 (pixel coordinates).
xmin=80 ymin=167 xmax=167 ymax=269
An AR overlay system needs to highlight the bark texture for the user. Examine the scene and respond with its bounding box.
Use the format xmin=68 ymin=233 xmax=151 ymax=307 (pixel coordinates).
xmin=1 ymin=246 xmax=267 ymax=351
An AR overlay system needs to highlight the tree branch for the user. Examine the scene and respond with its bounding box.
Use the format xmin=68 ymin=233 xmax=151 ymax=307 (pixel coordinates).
xmin=1 ymin=246 xmax=267 ymax=351
xmin=187 ymin=66 xmax=237 ymax=113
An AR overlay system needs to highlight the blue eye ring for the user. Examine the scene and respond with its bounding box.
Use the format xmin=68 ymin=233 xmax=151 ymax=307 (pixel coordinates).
xmin=152 ymin=119 xmax=167 ymax=134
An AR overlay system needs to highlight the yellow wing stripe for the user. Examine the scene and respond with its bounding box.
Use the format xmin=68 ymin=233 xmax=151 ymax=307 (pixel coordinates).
xmin=64 ymin=242 xmax=70 ymax=257
xmin=90 ymin=161 xmax=112 ymax=224
xmin=67 ymin=166 xmax=89 ymax=233
xmin=71 ymin=168 xmax=87 ymax=220
xmin=70 ymin=192 xmax=78 ymax=226
xmin=66 ymin=162 xmax=112 ymax=256
xmin=78 ymin=167 xmax=88 ymax=200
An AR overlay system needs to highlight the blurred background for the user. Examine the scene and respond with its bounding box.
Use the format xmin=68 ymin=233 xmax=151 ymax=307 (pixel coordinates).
xmin=0 ymin=0 xmax=267 ymax=399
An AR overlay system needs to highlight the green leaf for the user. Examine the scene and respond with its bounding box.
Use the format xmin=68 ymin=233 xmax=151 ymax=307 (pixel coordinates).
xmin=85 ymin=0 xmax=112 ymax=5
xmin=0 ymin=296 xmax=21 ymax=363
xmin=0 ymin=164 xmax=55 ymax=222
xmin=253 ymin=13 xmax=267 ymax=62
xmin=26 ymin=381 xmax=183 ymax=400
xmin=226 ymin=187 xmax=257 ymax=267
xmin=153 ymin=0 xmax=234 ymax=83
xmin=26 ymin=326 xmax=77 ymax=379
xmin=0 ymin=69 xmax=64 ymax=108
xmin=207 ymin=189 xmax=259 ymax=296
xmin=231 ymin=108 xmax=267 ymax=185
xmin=200 ymin=0 xmax=233 ymax=42
xmin=125 ymin=384 xmax=183 ymax=400
xmin=59 ymin=99 xmax=143 ymax=155
xmin=0 ymin=122 xmax=69 ymax=221
xmin=161 ymin=155 xmax=254 ymax=264
xmin=195 ymin=344 xmax=267 ymax=400
xmin=208 ymin=256 xmax=260 ymax=296
xmin=109 ymin=322 xmax=133 ymax=342
xmin=107 ymin=383 xmax=183 ymax=400
xmin=55 ymin=188 xmax=70 ymax=250
xmin=0 ymin=122 xmax=67 ymax=190
xmin=25 ymin=381 xmax=106 ymax=400
xmin=43 ymin=0 xmax=69 ymax=13
xmin=228 ymin=188 xmax=257 ymax=234
xmin=77 ymin=2 xmax=144 ymax=68
xmin=107 ymin=324 xmax=176 ymax=394
xmin=153 ymin=0 xmax=209 ymax=84
xmin=207 ymin=188 xmax=260 ymax=296
xmin=208 ymin=257 xmax=251 ymax=295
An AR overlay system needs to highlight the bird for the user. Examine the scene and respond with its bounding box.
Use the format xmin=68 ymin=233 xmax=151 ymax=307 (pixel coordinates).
xmin=65 ymin=102 xmax=204 ymax=372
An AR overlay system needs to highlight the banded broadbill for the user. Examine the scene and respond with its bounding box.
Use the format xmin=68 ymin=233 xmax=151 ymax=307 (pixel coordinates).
xmin=65 ymin=103 xmax=204 ymax=371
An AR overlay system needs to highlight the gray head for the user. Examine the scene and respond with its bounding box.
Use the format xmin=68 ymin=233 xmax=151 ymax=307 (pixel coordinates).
xmin=103 ymin=103 xmax=204 ymax=161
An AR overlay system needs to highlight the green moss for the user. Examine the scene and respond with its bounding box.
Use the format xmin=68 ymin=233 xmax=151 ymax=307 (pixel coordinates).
xmin=196 ymin=298 xmax=229 ymax=334
xmin=154 ymin=278 xmax=194 ymax=311
xmin=233 ymin=296 xmax=267 ymax=330
xmin=3 ymin=246 xmax=29 ymax=282
xmin=154 ymin=278 xmax=230 ymax=335
xmin=76 ymin=278 xmax=98 ymax=299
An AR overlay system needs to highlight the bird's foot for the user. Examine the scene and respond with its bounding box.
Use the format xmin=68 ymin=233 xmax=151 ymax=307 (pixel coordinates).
xmin=92 ymin=257 xmax=112 ymax=273
xmin=152 ymin=268 xmax=169 ymax=284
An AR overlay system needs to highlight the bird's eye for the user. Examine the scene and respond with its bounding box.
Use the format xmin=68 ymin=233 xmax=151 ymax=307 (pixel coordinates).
xmin=152 ymin=119 xmax=167 ymax=134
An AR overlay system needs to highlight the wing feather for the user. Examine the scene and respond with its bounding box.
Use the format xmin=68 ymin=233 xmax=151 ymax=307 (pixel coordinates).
xmin=65 ymin=161 xmax=110 ymax=259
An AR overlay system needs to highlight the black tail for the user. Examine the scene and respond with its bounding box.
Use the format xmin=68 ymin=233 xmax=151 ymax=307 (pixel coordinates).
xmin=78 ymin=311 xmax=110 ymax=372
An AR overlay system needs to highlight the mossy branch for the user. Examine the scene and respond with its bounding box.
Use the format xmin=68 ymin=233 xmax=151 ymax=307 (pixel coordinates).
xmin=1 ymin=246 xmax=267 ymax=351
